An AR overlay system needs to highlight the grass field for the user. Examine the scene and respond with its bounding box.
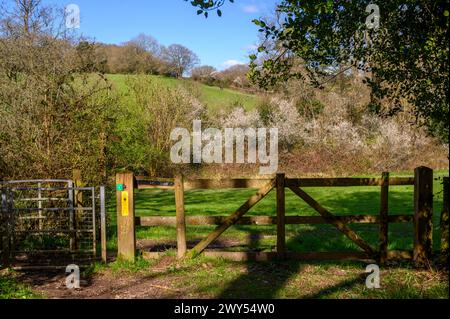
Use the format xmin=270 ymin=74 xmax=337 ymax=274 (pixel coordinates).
xmin=107 ymin=74 xmax=260 ymax=111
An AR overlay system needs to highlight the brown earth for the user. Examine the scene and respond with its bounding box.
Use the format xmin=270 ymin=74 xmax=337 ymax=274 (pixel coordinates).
xmin=13 ymin=256 xmax=188 ymax=299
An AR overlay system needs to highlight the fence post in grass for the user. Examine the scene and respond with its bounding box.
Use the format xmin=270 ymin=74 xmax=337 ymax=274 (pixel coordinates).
xmin=276 ymin=173 xmax=286 ymax=260
xmin=116 ymin=172 xmax=136 ymax=262
xmin=100 ymin=186 xmax=107 ymax=263
xmin=440 ymin=177 xmax=449 ymax=265
xmin=413 ymin=167 xmax=433 ymax=267
xmin=175 ymin=175 xmax=187 ymax=259
xmin=379 ymin=172 xmax=389 ymax=264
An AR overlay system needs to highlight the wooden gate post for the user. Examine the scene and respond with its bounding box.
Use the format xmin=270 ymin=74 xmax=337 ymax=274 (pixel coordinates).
xmin=72 ymin=169 xmax=84 ymax=251
xmin=440 ymin=177 xmax=449 ymax=265
xmin=379 ymin=172 xmax=389 ymax=264
xmin=175 ymin=175 xmax=187 ymax=259
xmin=116 ymin=173 xmax=136 ymax=262
xmin=100 ymin=186 xmax=107 ymax=263
xmin=276 ymin=173 xmax=286 ymax=260
xmin=413 ymin=167 xmax=433 ymax=267
xmin=73 ymin=169 xmax=84 ymax=207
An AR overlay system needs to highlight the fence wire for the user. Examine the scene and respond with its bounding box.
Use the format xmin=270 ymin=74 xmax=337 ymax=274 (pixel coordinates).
xmin=0 ymin=180 xmax=101 ymax=267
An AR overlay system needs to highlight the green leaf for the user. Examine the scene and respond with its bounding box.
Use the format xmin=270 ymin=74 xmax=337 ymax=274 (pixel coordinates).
xmin=253 ymin=19 xmax=262 ymax=26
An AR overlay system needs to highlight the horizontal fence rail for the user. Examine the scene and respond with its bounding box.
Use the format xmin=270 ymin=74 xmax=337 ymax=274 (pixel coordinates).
xmin=0 ymin=179 xmax=73 ymax=185
xmin=135 ymin=177 xmax=415 ymax=190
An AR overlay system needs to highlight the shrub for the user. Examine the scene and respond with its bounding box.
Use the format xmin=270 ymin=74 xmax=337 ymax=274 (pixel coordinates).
xmin=0 ymin=31 xmax=116 ymax=183
xmin=110 ymin=75 xmax=205 ymax=176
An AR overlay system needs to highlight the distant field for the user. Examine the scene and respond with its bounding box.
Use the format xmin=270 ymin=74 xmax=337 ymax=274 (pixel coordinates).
xmin=107 ymin=74 xmax=259 ymax=111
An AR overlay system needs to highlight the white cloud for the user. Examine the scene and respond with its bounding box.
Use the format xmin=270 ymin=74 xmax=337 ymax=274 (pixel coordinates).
xmin=222 ymin=60 xmax=245 ymax=68
xmin=242 ymin=5 xmax=260 ymax=13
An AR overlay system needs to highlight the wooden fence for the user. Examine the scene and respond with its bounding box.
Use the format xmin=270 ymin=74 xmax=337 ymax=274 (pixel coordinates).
xmin=116 ymin=167 xmax=447 ymax=266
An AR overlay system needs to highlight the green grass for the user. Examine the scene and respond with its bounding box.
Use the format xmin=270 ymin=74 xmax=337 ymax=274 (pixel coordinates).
xmin=200 ymin=85 xmax=258 ymax=111
xmin=74 ymin=254 xmax=447 ymax=299
xmin=106 ymin=171 xmax=449 ymax=255
xmin=107 ymin=74 xmax=259 ymax=111
xmin=0 ymin=271 xmax=41 ymax=299
xmin=108 ymin=257 xmax=157 ymax=275
xmin=165 ymin=257 xmax=448 ymax=299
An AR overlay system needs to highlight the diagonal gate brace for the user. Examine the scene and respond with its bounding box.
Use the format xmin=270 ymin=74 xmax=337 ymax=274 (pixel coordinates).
xmin=188 ymin=179 xmax=276 ymax=258
xmin=288 ymin=186 xmax=375 ymax=257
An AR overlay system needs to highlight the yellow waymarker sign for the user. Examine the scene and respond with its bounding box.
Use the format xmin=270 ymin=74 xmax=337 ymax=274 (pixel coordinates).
xmin=121 ymin=191 xmax=129 ymax=216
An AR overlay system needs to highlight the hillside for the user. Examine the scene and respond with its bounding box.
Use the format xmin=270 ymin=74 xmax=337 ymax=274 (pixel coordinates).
xmin=107 ymin=74 xmax=259 ymax=112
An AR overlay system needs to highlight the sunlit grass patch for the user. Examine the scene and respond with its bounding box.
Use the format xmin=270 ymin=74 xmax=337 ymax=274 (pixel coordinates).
xmin=0 ymin=271 xmax=42 ymax=299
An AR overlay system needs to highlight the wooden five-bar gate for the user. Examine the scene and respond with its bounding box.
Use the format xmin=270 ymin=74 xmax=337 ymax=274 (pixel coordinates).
xmin=116 ymin=167 xmax=448 ymax=267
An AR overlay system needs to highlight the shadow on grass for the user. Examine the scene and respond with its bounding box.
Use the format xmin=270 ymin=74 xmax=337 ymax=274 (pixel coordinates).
xmin=216 ymin=228 xmax=367 ymax=299
xmin=301 ymin=275 xmax=366 ymax=299
xmin=214 ymin=185 xmax=442 ymax=299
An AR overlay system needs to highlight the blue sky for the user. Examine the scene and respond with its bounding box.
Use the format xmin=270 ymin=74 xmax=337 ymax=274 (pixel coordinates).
xmin=44 ymin=0 xmax=279 ymax=70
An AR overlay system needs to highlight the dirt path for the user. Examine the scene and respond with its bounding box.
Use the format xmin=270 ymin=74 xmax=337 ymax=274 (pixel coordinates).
xmin=15 ymin=257 xmax=188 ymax=299
xmin=8 ymin=238 xmax=252 ymax=299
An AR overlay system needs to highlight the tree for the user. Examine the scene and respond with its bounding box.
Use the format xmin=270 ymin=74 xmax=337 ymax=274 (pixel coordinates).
xmin=248 ymin=1 xmax=449 ymax=142
xmin=96 ymin=34 xmax=170 ymax=75
xmin=191 ymin=65 xmax=216 ymax=83
xmin=163 ymin=44 xmax=200 ymax=78
xmin=186 ymin=0 xmax=234 ymax=18
xmin=123 ymin=34 xmax=167 ymax=74
xmin=219 ymin=64 xmax=250 ymax=88
xmin=127 ymin=33 xmax=163 ymax=57
xmin=0 ymin=0 xmax=57 ymax=37
xmin=0 ymin=0 xmax=115 ymax=182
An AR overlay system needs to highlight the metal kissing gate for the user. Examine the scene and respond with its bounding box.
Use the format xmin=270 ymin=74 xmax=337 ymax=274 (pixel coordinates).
xmin=0 ymin=179 xmax=107 ymax=268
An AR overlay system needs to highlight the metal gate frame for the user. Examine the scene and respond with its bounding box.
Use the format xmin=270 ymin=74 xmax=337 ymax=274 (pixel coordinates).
xmin=0 ymin=180 xmax=107 ymax=268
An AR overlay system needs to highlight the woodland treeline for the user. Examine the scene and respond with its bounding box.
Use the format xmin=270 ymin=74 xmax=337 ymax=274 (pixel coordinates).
xmin=93 ymin=34 xmax=252 ymax=90
xmin=0 ymin=0 xmax=448 ymax=184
